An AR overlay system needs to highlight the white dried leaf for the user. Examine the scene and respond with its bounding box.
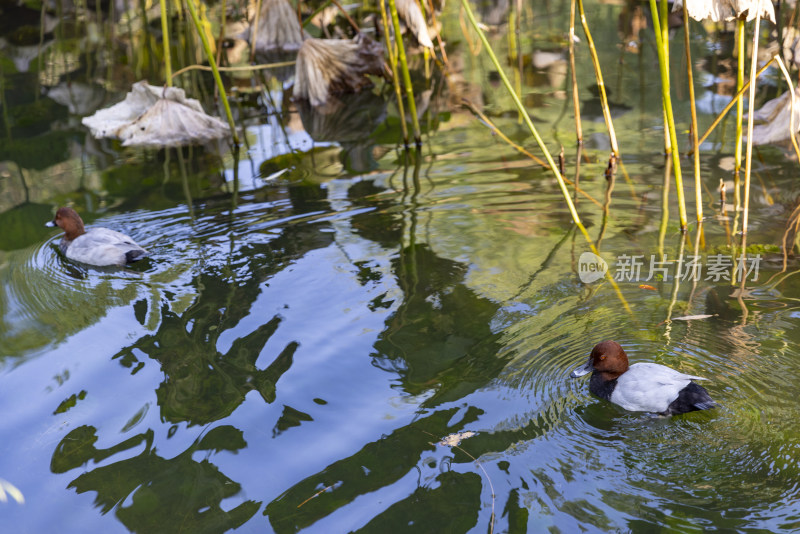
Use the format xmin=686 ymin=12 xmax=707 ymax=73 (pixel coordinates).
xmin=439 ymin=431 xmax=476 ymax=447
xmin=253 ymin=0 xmax=303 ymax=52
xmin=0 ymin=479 xmax=24 ymax=505
xmin=295 ymin=36 xmax=384 ymax=107
xmin=394 ymin=0 xmax=434 ymax=49
xmin=671 ymin=314 xmax=716 ymax=321
xmin=81 ymin=81 xmax=230 ymax=147
xmin=746 ymin=87 xmax=800 ymax=145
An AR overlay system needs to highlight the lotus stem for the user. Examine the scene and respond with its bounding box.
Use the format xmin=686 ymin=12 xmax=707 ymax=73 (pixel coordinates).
xmin=160 ymin=0 xmax=172 ymax=85
xmin=215 ymin=0 xmax=226 ymax=66
xmin=380 ymin=0 xmax=409 ymax=144
xmin=682 ymin=4 xmax=701 ymax=222
xmin=569 ymin=0 xmax=582 ymax=143
xmin=650 ymin=0 xmax=687 ymax=231
xmin=250 ymin=0 xmax=263 ymax=63
xmin=576 ymin=0 xmax=618 ymax=157
xmin=734 ymin=18 xmax=745 ymax=209
xmin=389 ymin=0 xmax=421 ymax=146
xmin=171 ymin=60 xmax=296 ymax=79
xmin=184 ymin=0 xmax=239 ymax=145
xmin=742 ymin=10 xmax=762 ymax=235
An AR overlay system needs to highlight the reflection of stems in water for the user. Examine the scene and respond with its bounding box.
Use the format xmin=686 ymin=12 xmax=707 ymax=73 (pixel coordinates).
xmin=16 ymin=163 xmax=29 ymax=203
xmin=596 ymin=171 xmax=615 ymax=249
xmin=380 ymin=0 xmax=409 ymax=144
xmin=687 ymin=222 xmax=703 ymax=308
xmin=694 ymin=58 xmax=774 ymax=151
xmin=230 ymin=144 xmax=240 ymax=209
xmin=664 ymin=231 xmax=687 ymax=341
xmin=185 ymin=0 xmax=240 ymax=144
xmin=160 ymin=0 xmax=173 ymax=85
xmin=176 ymin=148 xmax=195 ymax=220
xmin=576 ymin=0 xmax=618 ymax=157
xmin=389 ymin=0 xmax=422 ymax=145
xmin=658 ymin=157 xmax=671 ymax=259
xmin=461 ymin=99 xmax=602 ymax=207
xmin=736 ymin=234 xmax=749 ymax=323
xmin=741 ymin=10 xmax=763 ymax=236
xmin=650 ymin=0 xmax=687 ymax=231
xmin=461 ymin=0 xmax=631 ymax=313
xmin=682 ymin=5 xmax=702 ymax=223
xmin=512 ymin=226 xmax=576 ymax=300
xmin=569 ymin=0 xmax=582 ymax=143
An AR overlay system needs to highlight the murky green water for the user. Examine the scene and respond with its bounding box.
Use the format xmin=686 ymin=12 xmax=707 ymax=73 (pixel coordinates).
xmin=3 ymin=0 xmax=800 ymax=532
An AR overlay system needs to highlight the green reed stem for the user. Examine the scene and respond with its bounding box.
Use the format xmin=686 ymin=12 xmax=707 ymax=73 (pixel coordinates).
xmin=576 ymin=0 xmax=617 ymax=157
xmin=380 ymin=0 xmax=409 ymax=144
xmin=389 ymin=0 xmax=421 ymax=145
xmin=650 ymin=0 xmax=687 ymax=231
xmin=742 ymin=11 xmax=762 ymax=235
xmin=185 ymin=0 xmax=239 ymax=144
xmin=160 ymin=0 xmax=172 ymax=85
xmin=682 ymin=4 xmax=701 ymax=222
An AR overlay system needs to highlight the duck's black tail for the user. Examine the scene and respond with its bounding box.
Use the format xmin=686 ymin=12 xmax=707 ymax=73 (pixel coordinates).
xmin=666 ymin=381 xmax=716 ymax=415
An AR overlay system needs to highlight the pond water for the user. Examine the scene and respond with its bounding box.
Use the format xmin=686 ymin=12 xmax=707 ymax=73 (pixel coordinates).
xmin=2 ymin=0 xmax=800 ymax=532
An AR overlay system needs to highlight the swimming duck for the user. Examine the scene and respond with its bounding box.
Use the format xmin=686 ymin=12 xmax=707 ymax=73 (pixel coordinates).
xmin=570 ymin=340 xmax=716 ymax=415
xmin=46 ymin=207 xmax=148 ymax=267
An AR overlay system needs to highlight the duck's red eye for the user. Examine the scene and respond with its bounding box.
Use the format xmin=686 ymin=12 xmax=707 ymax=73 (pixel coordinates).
xmin=599 ymin=355 xmax=605 ymax=360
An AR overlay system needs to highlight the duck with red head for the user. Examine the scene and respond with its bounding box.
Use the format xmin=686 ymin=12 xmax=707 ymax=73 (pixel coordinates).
xmin=46 ymin=207 xmax=148 ymax=267
xmin=571 ymin=340 xmax=716 ymax=415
